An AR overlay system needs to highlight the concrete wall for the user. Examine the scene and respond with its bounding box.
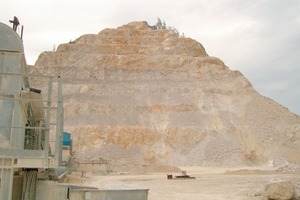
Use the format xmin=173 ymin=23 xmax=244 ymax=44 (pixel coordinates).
xmin=36 ymin=181 xmax=68 ymax=200
xmin=69 ymin=188 xmax=148 ymax=200
xmin=36 ymin=181 xmax=148 ymax=200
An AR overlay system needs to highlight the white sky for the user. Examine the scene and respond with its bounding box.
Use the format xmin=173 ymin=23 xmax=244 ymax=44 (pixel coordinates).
xmin=1 ymin=0 xmax=300 ymax=115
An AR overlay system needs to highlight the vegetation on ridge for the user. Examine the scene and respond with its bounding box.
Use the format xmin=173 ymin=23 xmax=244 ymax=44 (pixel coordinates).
xmin=154 ymin=17 xmax=185 ymax=37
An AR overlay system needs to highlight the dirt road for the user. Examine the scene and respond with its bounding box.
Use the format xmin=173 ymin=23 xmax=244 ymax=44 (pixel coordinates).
xmin=65 ymin=167 xmax=300 ymax=200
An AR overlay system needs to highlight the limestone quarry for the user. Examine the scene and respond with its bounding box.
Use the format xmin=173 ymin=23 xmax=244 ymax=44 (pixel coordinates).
xmin=29 ymin=21 xmax=300 ymax=173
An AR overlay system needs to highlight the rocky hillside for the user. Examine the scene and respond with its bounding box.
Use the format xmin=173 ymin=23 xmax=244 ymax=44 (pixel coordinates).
xmin=29 ymin=21 xmax=300 ymax=171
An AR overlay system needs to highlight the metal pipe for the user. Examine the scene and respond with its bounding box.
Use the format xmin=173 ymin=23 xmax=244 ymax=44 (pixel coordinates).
xmin=54 ymin=77 xmax=63 ymax=168
xmin=44 ymin=77 xmax=53 ymax=168
xmin=0 ymin=126 xmax=50 ymax=130
xmin=0 ymin=72 xmax=55 ymax=78
xmin=21 ymin=25 xmax=24 ymax=40
xmin=0 ymin=96 xmax=50 ymax=102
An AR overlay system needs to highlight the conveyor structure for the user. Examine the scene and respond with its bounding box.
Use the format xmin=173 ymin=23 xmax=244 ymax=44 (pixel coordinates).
xmin=0 ymin=21 xmax=65 ymax=200
xmin=0 ymin=19 xmax=148 ymax=200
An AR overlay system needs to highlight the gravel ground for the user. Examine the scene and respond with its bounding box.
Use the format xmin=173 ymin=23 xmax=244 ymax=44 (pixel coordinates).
xmin=65 ymin=167 xmax=300 ymax=200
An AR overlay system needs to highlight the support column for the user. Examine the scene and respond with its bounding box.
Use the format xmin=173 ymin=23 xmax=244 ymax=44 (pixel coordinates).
xmin=0 ymin=158 xmax=14 ymax=200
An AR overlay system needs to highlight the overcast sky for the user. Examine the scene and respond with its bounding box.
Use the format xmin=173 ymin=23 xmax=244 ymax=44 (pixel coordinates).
xmin=1 ymin=0 xmax=299 ymax=115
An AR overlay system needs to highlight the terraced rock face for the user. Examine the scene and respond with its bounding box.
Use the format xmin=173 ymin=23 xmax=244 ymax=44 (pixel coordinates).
xmin=30 ymin=21 xmax=300 ymax=170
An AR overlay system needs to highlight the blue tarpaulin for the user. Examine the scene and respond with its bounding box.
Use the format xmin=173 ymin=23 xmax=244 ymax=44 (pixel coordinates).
xmin=63 ymin=132 xmax=71 ymax=146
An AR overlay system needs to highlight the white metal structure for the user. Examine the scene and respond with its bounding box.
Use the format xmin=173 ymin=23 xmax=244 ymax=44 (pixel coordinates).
xmin=0 ymin=20 xmax=148 ymax=200
xmin=0 ymin=22 xmax=64 ymax=200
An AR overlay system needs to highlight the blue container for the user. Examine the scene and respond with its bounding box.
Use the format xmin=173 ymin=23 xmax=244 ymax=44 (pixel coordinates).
xmin=63 ymin=132 xmax=71 ymax=146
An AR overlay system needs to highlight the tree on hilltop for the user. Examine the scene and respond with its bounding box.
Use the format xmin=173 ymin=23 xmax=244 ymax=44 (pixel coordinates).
xmin=154 ymin=17 xmax=184 ymax=37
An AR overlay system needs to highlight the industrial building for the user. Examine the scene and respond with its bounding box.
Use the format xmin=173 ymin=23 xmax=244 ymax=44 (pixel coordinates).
xmin=0 ymin=20 xmax=148 ymax=200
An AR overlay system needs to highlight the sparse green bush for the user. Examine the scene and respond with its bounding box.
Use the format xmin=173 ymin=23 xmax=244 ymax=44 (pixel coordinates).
xmin=154 ymin=17 xmax=185 ymax=37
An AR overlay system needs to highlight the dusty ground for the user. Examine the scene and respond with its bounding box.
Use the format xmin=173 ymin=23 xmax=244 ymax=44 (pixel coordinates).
xmin=65 ymin=167 xmax=300 ymax=200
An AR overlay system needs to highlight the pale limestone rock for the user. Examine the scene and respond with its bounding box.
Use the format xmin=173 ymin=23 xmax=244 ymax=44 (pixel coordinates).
xmin=265 ymin=180 xmax=295 ymax=200
xmin=29 ymin=21 xmax=300 ymax=170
